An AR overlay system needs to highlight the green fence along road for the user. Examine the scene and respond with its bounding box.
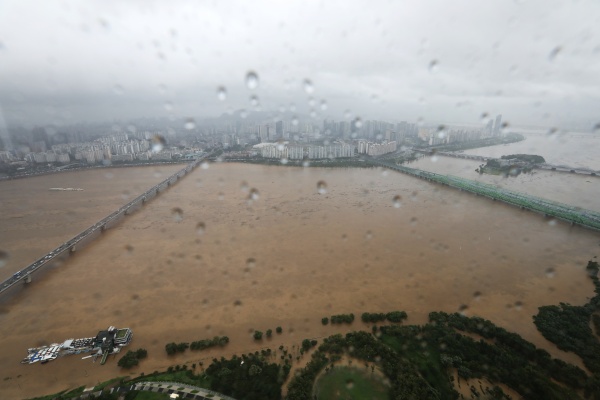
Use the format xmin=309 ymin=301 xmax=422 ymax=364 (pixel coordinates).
xmin=374 ymin=161 xmax=600 ymax=232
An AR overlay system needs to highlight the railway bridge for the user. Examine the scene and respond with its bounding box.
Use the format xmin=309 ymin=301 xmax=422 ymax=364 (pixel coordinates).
xmin=372 ymin=161 xmax=600 ymax=232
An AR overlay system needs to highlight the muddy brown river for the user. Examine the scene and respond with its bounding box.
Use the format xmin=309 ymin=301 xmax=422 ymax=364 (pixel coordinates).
xmin=0 ymin=163 xmax=598 ymax=399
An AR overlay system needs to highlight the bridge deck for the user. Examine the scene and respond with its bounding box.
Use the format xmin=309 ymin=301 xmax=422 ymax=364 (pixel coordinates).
xmin=375 ymin=161 xmax=600 ymax=231
xmin=0 ymin=155 xmax=207 ymax=296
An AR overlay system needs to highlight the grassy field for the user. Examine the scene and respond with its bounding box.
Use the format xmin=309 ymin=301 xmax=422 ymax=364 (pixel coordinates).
xmin=313 ymin=366 xmax=389 ymax=400
xmin=131 ymin=392 xmax=170 ymax=400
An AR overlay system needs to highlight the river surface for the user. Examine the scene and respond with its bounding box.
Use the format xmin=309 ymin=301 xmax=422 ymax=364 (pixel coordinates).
xmin=0 ymin=162 xmax=598 ymax=399
xmin=409 ymin=132 xmax=600 ymax=212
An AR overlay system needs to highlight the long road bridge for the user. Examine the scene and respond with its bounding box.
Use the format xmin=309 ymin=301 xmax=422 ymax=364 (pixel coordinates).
xmin=0 ymin=155 xmax=209 ymax=296
xmin=372 ymin=161 xmax=600 ymax=232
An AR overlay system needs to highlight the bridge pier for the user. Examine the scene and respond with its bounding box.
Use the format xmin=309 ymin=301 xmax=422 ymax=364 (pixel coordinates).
xmin=24 ymin=274 xmax=32 ymax=284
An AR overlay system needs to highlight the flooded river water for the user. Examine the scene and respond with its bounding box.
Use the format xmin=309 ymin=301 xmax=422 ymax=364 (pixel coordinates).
xmin=0 ymin=161 xmax=598 ymax=398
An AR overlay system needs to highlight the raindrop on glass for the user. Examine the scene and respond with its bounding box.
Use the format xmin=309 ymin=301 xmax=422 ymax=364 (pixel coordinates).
xmin=184 ymin=118 xmax=196 ymax=130
xmin=317 ymin=181 xmax=327 ymax=194
xmin=245 ymin=71 xmax=259 ymax=89
xmin=428 ymin=59 xmax=439 ymax=73
xmin=240 ymin=109 xmax=248 ymax=119
xmin=291 ymin=116 xmax=299 ymax=126
xmin=217 ymin=86 xmax=227 ymax=101
xmin=548 ymin=46 xmax=561 ymax=61
xmin=248 ymin=188 xmax=260 ymax=201
xmin=393 ymin=195 xmax=402 ymax=208
xmin=344 ymin=109 xmax=352 ymax=119
xmin=171 ymin=207 xmax=183 ymax=222
xmin=280 ymin=157 xmax=288 ymax=165
xmin=473 ymin=291 xmax=482 ymax=301
xmin=164 ymin=101 xmax=173 ymax=111
xmin=246 ymin=258 xmax=256 ymax=269
xmin=545 ymin=267 xmax=555 ymax=278
xmin=365 ymin=231 xmax=373 ymax=241
xmin=320 ymin=99 xmax=328 ymax=111
xmin=250 ymin=95 xmax=259 ymax=107
xmin=196 ymin=222 xmax=206 ymax=235
xmin=303 ymin=79 xmax=314 ymax=94
xmin=0 ymin=250 xmax=9 ymax=268
xmin=151 ymin=134 xmax=166 ymax=153
xmin=113 ymin=84 xmax=124 ymax=95
xmin=201 ymin=161 xmax=209 ymax=169
xmin=240 ymin=181 xmax=249 ymax=192
xmin=354 ymin=117 xmax=363 ymax=128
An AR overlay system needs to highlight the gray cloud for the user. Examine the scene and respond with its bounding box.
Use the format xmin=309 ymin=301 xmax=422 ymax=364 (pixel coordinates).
xmin=0 ymin=0 xmax=598 ymax=129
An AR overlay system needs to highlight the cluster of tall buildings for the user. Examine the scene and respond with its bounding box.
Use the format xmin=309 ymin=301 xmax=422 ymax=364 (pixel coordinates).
xmin=357 ymin=140 xmax=398 ymax=156
xmin=255 ymin=143 xmax=355 ymax=159
xmin=21 ymin=132 xmax=171 ymax=164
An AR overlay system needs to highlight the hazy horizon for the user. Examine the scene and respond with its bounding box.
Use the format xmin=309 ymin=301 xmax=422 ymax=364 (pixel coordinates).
xmin=1 ymin=0 xmax=599 ymax=131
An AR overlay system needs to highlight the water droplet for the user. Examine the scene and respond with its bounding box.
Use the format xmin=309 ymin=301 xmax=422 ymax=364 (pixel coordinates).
xmin=354 ymin=117 xmax=363 ymax=128
xmin=0 ymin=250 xmax=9 ymax=268
xmin=196 ymin=222 xmax=206 ymax=235
xmin=151 ymin=134 xmax=166 ymax=153
xmin=124 ymin=244 xmax=134 ymax=254
xmin=245 ymin=71 xmax=259 ymax=89
xmin=302 ymin=160 xmax=310 ymax=167
xmin=217 ymin=86 xmax=227 ymax=101
xmin=291 ymin=116 xmax=299 ymax=126
xmin=307 ymin=97 xmax=316 ymax=107
xmin=592 ymin=123 xmax=600 ymax=133
xmin=240 ymin=109 xmax=248 ymax=119
xmin=545 ymin=267 xmax=555 ymax=278
xmin=458 ymin=304 xmax=468 ymax=315
xmin=437 ymin=125 xmax=446 ymax=138
xmin=113 ymin=84 xmax=124 ymax=95
xmin=548 ymin=219 xmax=557 ymax=226
xmin=344 ymin=109 xmax=352 ymax=119
xmin=548 ymin=46 xmax=561 ymax=61
xmin=303 ymin=79 xmax=314 ymax=94
xmin=410 ymin=217 xmax=418 ymax=226
xmin=393 ymin=195 xmax=402 ymax=208
xmin=365 ymin=231 xmax=373 ymax=240
xmin=514 ymin=301 xmax=523 ymax=311
xmin=164 ymin=101 xmax=173 ymax=111
xmin=500 ymin=121 xmax=509 ymax=134
xmin=473 ymin=291 xmax=482 ymax=301
xmin=246 ymin=258 xmax=256 ymax=269
xmin=428 ymin=59 xmax=439 ymax=73
xmin=280 ymin=157 xmax=288 ymax=165
xmin=201 ymin=161 xmax=209 ymax=169
xmin=234 ymin=299 xmax=243 ymax=307
xmin=480 ymin=112 xmax=490 ymax=124
xmin=171 ymin=207 xmax=183 ymax=222
xmin=184 ymin=118 xmax=196 ymax=130
xmin=250 ymin=95 xmax=259 ymax=107
xmin=345 ymin=380 xmax=354 ymax=389
xmin=320 ymin=99 xmax=328 ymax=111
xmin=431 ymin=155 xmax=439 ymax=163
xmin=240 ymin=181 xmax=249 ymax=192
xmin=317 ymin=181 xmax=327 ymax=194
xmin=248 ymin=188 xmax=260 ymax=201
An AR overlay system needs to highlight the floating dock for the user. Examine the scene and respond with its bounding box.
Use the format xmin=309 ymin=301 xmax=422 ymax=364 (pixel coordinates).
xmin=22 ymin=326 xmax=132 ymax=365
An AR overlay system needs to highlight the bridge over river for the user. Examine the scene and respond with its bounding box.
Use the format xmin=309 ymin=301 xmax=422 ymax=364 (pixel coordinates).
xmin=0 ymin=155 xmax=209 ymax=297
xmin=414 ymin=149 xmax=599 ymax=176
xmin=373 ymin=161 xmax=600 ymax=232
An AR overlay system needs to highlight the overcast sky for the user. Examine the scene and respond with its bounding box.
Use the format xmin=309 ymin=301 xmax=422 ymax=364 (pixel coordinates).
xmin=0 ymin=0 xmax=599 ymax=130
